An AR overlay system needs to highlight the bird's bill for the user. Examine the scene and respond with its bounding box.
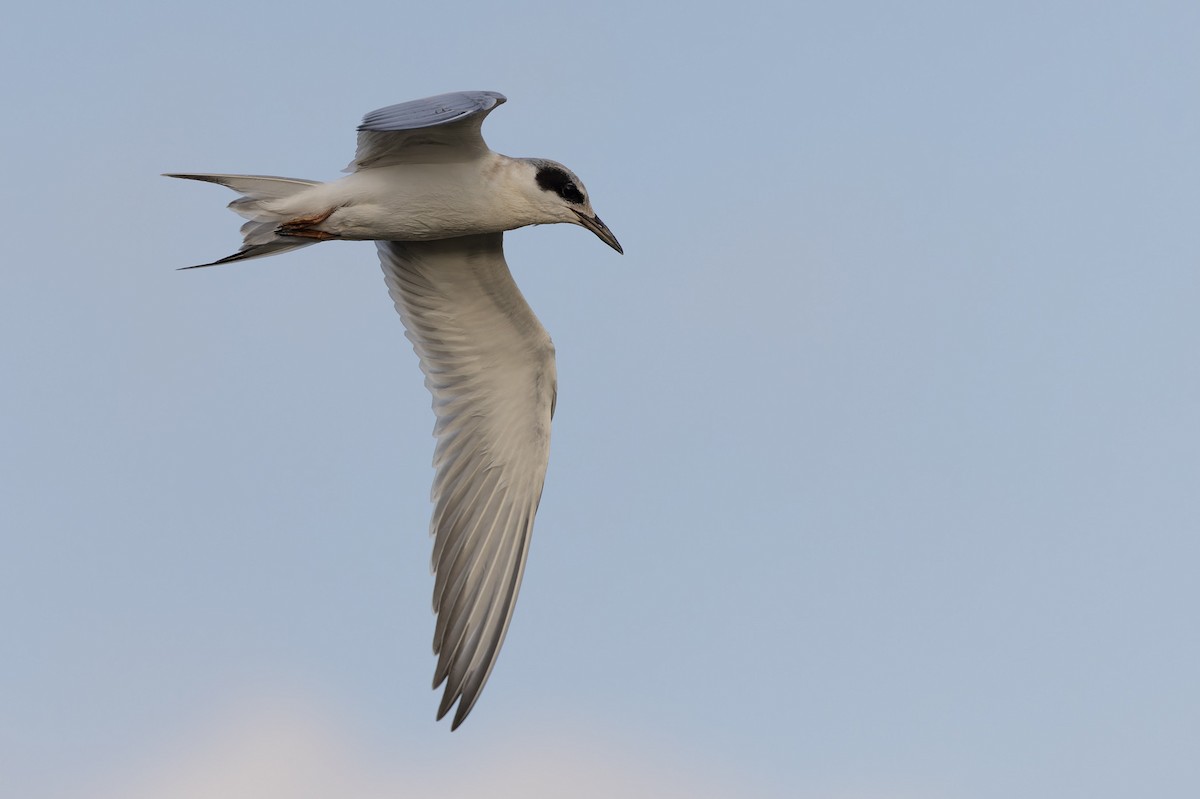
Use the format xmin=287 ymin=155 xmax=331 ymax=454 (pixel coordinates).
xmin=573 ymin=210 xmax=623 ymax=254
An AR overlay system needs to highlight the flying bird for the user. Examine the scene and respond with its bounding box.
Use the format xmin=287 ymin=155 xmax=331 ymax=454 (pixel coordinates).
xmin=167 ymin=91 xmax=622 ymax=729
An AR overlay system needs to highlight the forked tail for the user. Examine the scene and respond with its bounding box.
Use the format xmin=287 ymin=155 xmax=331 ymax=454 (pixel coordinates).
xmin=165 ymin=173 xmax=323 ymax=268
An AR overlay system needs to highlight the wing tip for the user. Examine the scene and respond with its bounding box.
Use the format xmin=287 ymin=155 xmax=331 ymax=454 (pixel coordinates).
xmin=435 ymin=688 xmax=475 ymax=732
xmin=357 ymin=90 xmax=507 ymax=132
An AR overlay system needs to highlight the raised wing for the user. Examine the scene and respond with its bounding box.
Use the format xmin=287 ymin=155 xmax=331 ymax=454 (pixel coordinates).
xmin=377 ymin=234 xmax=556 ymax=730
xmin=349 ymin=91 xmax=507 ymax=171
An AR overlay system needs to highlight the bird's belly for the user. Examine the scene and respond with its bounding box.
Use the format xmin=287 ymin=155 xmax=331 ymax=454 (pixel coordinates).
xmin=328 ymin=201 xmax=512 ymax=241
xmin=315 ymin=162 xmax=531 ymax=242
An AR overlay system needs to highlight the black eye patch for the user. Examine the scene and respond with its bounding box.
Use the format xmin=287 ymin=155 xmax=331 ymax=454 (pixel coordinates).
xmin=535 ymin=166 xmax=586 ymax=205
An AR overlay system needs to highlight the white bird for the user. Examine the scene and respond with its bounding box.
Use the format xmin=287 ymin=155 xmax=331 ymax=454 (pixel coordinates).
xmin=167 ymin=91 xmax=622 ymax=730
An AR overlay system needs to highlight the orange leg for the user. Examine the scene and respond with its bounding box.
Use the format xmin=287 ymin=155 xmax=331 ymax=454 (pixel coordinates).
xmin=277 ymin=208 xmax=339 ymax=240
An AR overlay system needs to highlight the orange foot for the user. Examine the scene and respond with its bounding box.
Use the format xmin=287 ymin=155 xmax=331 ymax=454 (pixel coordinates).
xmin=277 ymin=208 xmax=339 ymax=240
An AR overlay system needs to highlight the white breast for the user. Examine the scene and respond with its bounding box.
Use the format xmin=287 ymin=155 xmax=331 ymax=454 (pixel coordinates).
xmin=277 ymin=153 xmax=542 ymax=242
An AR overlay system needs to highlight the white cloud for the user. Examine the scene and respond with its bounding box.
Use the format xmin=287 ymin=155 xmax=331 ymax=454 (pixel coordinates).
xmin=87 ymin=695 xmax=757 ymax=799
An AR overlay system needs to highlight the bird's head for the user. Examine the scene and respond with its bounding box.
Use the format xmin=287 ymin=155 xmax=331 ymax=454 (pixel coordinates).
xmin=516 ymin=159 xmax=623 ymax=254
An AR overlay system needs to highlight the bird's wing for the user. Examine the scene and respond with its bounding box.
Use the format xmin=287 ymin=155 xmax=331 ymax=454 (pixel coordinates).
xmin=377 ymin=234 xmax=556 ymax=730
xmin=349 ymin=91 xmax=507 ymax=170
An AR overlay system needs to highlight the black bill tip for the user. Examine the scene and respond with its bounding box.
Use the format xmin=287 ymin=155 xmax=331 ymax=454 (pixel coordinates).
xmin=574 ymin=210 xmax=623 ymax=254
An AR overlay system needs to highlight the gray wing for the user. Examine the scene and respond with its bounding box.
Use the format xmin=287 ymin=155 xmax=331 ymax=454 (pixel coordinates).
xmin=377 ymin=234 xmax=556 ymax=730
xmin=349 ymin=91 xmax=507 ymax=170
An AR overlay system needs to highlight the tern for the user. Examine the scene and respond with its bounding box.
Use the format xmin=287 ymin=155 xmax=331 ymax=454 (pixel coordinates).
xmin=167 ymin=91 xmax=622 ymax=730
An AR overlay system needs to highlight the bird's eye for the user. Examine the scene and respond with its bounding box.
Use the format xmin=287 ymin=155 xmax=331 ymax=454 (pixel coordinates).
xmin=536 ymin=166 xmax=586 ymax=205
xmin=559 ymin=182 xmax=585 ymax=204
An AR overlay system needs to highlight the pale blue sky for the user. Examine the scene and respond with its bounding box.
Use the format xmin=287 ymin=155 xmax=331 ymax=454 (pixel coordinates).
xmin=3 ymin=2 xmax=1199 ymax=797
